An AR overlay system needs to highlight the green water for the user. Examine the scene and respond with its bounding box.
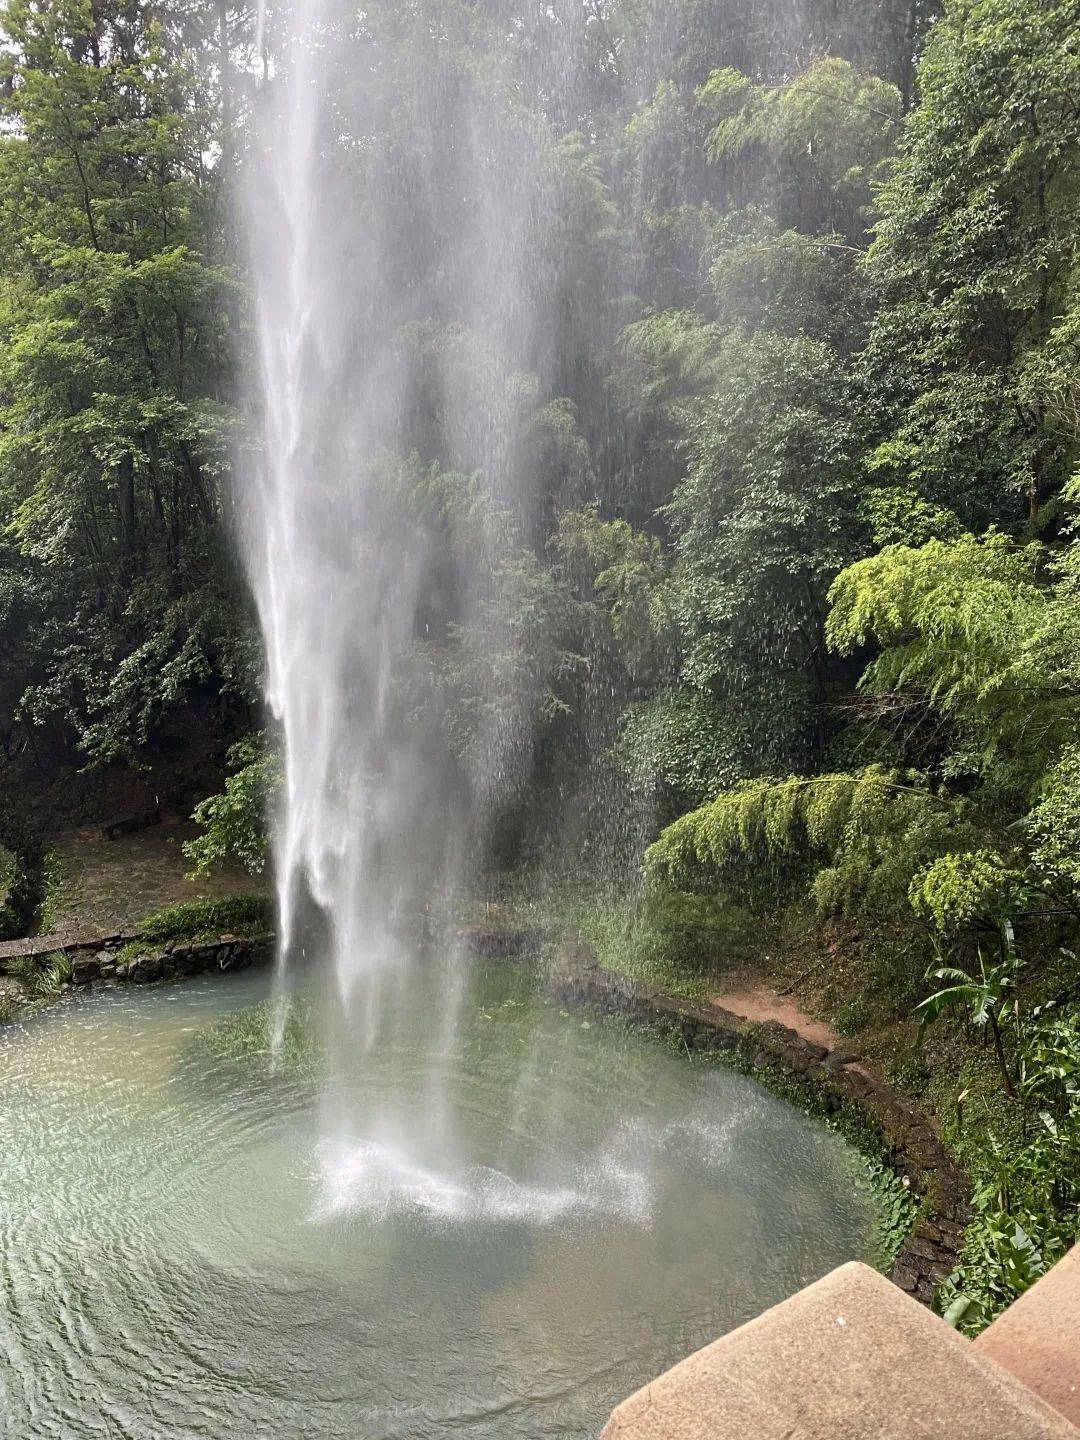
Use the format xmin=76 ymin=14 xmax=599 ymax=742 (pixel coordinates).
xmin=0 ymin=962 xmax=875 ymax=1438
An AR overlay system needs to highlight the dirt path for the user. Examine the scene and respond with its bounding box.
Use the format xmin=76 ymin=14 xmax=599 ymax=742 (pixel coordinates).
xmin=712 ymin=983 xmax=844 ymax=1050
xmin=712 ymin=982 xmax=873 ymax=1079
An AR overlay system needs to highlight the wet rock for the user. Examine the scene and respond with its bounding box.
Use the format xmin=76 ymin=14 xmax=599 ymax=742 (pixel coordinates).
xmin=823 ymin=1047 xmax=860 ymax=1071
xmin=891 ymin=1262 xmax=919 ymax=1292
xmin=72 ymin=956 xmax=100 ymax=985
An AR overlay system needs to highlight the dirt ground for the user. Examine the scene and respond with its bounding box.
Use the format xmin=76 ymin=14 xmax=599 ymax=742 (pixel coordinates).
xmin=47 ymin=816 xmax=264 ymax=935
xmin=712 ymin=982 xmax=874 ymax=1080
xmin=712 ymin=983 xmax=848 ymax=1051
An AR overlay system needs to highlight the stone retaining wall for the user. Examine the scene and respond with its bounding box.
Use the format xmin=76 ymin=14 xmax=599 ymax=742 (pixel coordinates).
xmin=0 ymin=926 xmax=274 ymax=984
xmin=77 ymin=932 xmax=274 ymax=986
xmin=0 ymin=922 xmax=549 ymax=988
xmin=550 ymin=938 xmax=971 ymax=1308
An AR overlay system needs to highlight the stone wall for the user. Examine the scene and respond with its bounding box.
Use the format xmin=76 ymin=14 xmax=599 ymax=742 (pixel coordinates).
xmin=0 ymin=921 xmax=548 ymax=989
xmin=0 ymin=924 xmax=274 ymax=986
xmin=74 ymin=932 xmax=274 ymax=986
xmin=550 ymin=938 xmax=970 ymax=1307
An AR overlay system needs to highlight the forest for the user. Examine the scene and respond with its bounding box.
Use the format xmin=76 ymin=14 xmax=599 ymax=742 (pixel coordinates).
xmin=1 ymin=0 xmax=1080 ymax=1339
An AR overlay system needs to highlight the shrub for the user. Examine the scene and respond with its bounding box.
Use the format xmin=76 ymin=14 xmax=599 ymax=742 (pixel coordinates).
xmin=938 ymin=1002 xmax=1080 ymax=1333
xmin=0 ymin=809 xmax=45 ymax=942
xmin=185 ymin=735 xmax=280 ymax=877
xmin=137 ymin=894 xmax=274 ymax=944
xmin=909 ymin=851 xmax=1027 ymax=934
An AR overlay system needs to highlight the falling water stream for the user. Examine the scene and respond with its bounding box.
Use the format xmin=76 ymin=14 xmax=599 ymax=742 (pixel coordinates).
xmin=233 ymin=0 xmax=702 ymax=1230
xmin=236 ymin=0 xmax=574 ymax=1217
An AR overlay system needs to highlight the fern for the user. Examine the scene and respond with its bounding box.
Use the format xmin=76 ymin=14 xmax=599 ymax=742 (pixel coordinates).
xmin=825 ymin=535 xmax=1080 ymax=790
xmin=645 ymin=765 xmax=955 ymax=918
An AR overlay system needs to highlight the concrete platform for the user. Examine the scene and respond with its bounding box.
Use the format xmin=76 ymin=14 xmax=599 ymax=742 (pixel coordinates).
xmin=974 ymin=1245 xmax=1080 ymax=1428
xmin=601 ymin=1262 xmax=1080 ymax=1440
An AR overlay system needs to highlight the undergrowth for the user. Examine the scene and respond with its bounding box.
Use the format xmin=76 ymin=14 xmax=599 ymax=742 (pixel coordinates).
xmin=521 ymin=883 xmax=763 ymax=1001
xmin=35 ymin=850 xmax=65 ymax=934
xmin=4 ymin=950 xmax=73 ymax=999
xmin=138 ymin=894 xmax=273 ymax=943
xmin=114 ymin=895 xmax=275 ymax=964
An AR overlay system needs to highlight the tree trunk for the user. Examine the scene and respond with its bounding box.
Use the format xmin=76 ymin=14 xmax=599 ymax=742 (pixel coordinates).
xmin=989 ymin=1011 xmax=1015 ymax=1097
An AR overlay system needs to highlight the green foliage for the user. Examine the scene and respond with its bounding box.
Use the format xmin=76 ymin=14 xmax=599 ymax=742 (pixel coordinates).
xmin=858 ymin=1155 xmax=920 ymax=1273
xmin=698 ymin=58 xmax=900 ymax=238
xmin=645 ymin=766 xmax=957 ymax=920
xmin=185 ymin=736 xmax=280 ymax=877
xmin=939 ymin=1002 xmax=1080 ymax=1333
xmin=824 ymin=536 xmax=1064 ymax=786
xmin=0 ymin=844 xmax=17 ymax=939
xmin=35 ymin=849 xmax=64 ymax=934
xmin=614 ymin=689 xmax=743 ymax=810
xmin=916 ymin=947 xmax=1021 ymax=1091
xmin=863 ymin=0 xmax=1080 ymax=524
xmin=0 ymin=806 xmax=44 ymax=941
xmin=0 ymin=0 xmax=252 ymax=774
xmin=558 ymin=885 xmax=758 ymax=1001
xmin=3 ymin=0 xmax=1080 ymax=1339
xmin=1028 ymin=745 xmax=1080 ymax=901
xmin=862 ymin=487 xmax=965 ymax=548
xmin=910 ymin=852 xmax=1028 ymax=934
xmin=554 ymin=504 xmax=673 ymax=684
xmin=14 ymin=950 xmax=75 ymax=1000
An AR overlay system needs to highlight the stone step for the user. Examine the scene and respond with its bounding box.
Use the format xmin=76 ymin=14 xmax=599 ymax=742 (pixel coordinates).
xmin=973 ymin=1244 xmax=1080 ymax=1428
xmin=601 ymin=1261 xmax=1080 ymax=1440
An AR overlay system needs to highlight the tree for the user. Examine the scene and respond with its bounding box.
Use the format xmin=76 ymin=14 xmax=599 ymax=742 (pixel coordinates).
xmin=862 ymin=0 xmax=1080 ymax=529
xmin=0 ymin=0 xmax=251 ymax=776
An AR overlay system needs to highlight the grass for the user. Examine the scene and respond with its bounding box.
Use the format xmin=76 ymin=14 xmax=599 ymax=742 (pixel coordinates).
xmin=34 ymin=850 xmax=65 ymax=934
xmin=1 ymin=950 xmax=73 ymax=1003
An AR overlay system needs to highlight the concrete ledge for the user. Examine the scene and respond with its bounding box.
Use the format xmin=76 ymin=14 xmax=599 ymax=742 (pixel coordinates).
xmin=602 ymin=1262 xmax=1080 ymax=1440
xmin=973 ymin=1244 xmax=1080 ymax=1427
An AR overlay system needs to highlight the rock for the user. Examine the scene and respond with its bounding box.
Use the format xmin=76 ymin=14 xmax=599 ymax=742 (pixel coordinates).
xmin=823 ymin=1047 xmax=860 ymax=1070
xmin=72 ymin=956 xmax=100 ymax=985
xmin=905 ymin=1236 xmax=955 ymax=1265
xmin=890 ymin=1263 xmax=919 ymax=1292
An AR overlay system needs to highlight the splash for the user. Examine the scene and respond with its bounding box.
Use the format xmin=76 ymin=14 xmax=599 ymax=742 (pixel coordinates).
xmin=311 ymin=1137 xmax=653 ymax=1228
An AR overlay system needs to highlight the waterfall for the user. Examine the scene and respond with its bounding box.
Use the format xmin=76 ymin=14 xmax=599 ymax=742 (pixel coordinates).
xmin=234 ymin=0 xmax=594 ymax=1217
